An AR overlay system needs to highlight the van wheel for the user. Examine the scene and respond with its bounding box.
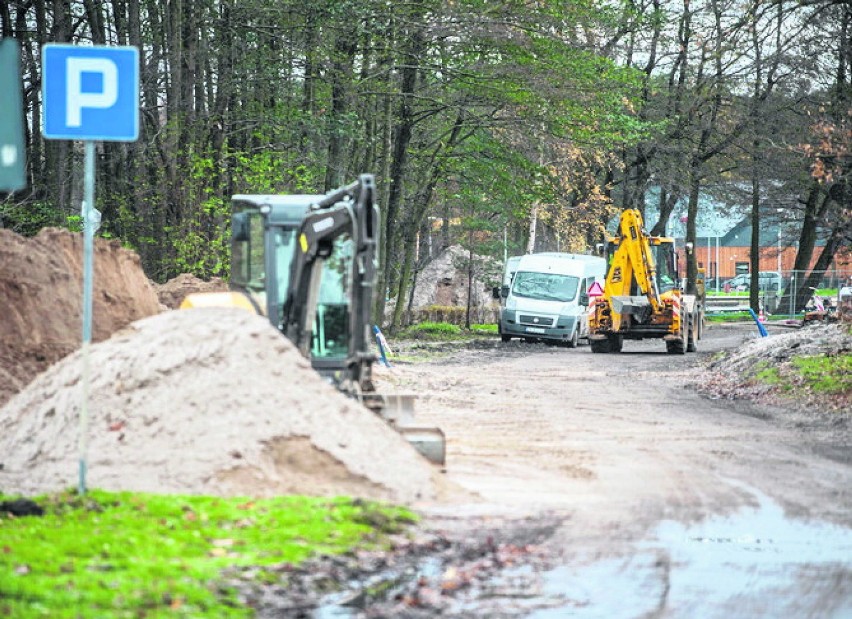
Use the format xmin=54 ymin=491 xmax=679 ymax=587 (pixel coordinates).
xmin=566 ymin=328 xmax=579 ymax=348
xmin=499 ymin=324 xmax=510 ymax=343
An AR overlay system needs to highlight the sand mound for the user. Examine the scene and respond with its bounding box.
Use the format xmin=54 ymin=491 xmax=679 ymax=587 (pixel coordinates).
xmin=0 ymin=308 xmax=444 ymax=504
xmin=156 ymin=273 xmax=228 ymax=309
xmin=0 ymin=228 xmax=160 ymax=406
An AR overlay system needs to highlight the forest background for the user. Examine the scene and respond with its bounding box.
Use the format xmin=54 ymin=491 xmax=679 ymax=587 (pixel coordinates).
xmin=1 ymin=0 xmax=849 ymax=327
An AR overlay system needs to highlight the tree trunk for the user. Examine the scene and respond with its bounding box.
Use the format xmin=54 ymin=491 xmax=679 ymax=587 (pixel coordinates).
xmin=324 ymin=28 xmax=358 ymax=190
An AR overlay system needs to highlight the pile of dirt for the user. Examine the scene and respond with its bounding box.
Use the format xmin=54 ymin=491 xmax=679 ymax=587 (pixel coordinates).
xmin=700 ymin=323 xmax=851 ymax=414
xmin=0 ymin=308 xmax=448 ymax=505
xmin=155 ymin=273 xmax=229 ymax=309
xmin=409 ymin=245 xmax=502 ymax=310
xmin=0 ymin=228 xmax=160 ymax=407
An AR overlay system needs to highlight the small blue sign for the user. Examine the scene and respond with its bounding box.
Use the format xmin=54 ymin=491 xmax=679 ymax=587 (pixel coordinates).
xmin=42 ymin=44 xmax=139 ymax=141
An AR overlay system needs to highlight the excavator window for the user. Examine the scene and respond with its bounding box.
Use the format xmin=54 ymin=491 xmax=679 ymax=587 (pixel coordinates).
xmin=311 ymin=235 xmax=353 ymax=359
xmin=273 ymin=229 xmax=298 ymax=312
xmin=231 ymin=211 xmax=265 ymax=292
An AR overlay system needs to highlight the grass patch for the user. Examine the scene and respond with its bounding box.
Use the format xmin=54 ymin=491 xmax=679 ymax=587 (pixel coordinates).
xmin=705 ymin=312 xmax=799 ymax=323
xmin=0 ymin=490 xmax=416 ymax=618
xmin=814 ymin=288 xmax=839 ymax=298
xmin=398 ymin=321 xmax=498 ymax=340
xmin=399 ymin=321 xmax=462 ymax=340
xmin=754 ymin=365 xmax=783 ymax=386
xmin=791 ymin=354 xmax=852 ymax=394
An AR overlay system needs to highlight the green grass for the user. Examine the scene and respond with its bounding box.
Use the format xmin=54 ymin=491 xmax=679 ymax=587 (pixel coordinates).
xmin=754 ymin=365 xmax=784 ymax=387
xmin=751 ymin=354 xmax=851 ymax=396
xmin=705 ymin=288 xmax=838 ymax=297
xmin=705 ymin=312 xmax=796 ymax=323
xmin=0 ymin=490 xmax=416 ymax=618
xmin=791 ymin=355 xmax=852 ymax=394
xmin=399 ymin=321 xmax=462 ymax=339
xmin=396 ymin=321 xmax=499 ymax=343
xmin=814 ymin=288 xmax=839 ymax=298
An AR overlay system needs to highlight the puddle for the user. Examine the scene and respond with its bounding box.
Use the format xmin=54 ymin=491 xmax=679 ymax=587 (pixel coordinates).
xmin=312 ymin=557 xmax=444 ymax=618
xmin=288 ymin=491 xmax=851 ymax=618
xmin=532 ymin=490 xmax=852 ymax=618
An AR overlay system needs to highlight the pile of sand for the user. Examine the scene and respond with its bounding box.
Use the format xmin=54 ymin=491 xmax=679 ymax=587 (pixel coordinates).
xmin=0 ymin=228 xmax=160 ymax=406
xmin=0 ymin=308 xmax=445 ymax=504
xmin=155 ymin=273 xmax=229 ymax=309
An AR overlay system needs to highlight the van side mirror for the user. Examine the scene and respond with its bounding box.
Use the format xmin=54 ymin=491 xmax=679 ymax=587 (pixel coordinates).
xmin=501 ymin=285 xmax=510 ymax=298
xmin=492 ymin=286 xmax=500 ymax=300
xmin=579 ymin=292 xmax=589 ymax=306
xmin=595 ymin=243 xmax=605 ymax=256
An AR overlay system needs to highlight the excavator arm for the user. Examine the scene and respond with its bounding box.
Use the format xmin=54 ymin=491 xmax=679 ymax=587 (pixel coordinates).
xmin=282 ymin=174 xmax=380 ymax=394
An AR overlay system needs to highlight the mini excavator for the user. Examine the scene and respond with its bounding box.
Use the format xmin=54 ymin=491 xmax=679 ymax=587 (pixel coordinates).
xmin=181 ymin=174 xmax=445 ymax=464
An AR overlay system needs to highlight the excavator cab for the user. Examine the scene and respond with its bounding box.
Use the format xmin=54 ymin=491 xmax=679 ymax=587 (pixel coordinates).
xmin=605 ymin=236 xmax=678 ymax=296
xmin=651 ymin=239 xmax=678 ymax=294
xmin=228 ymin=181 xmax=375 ymax=393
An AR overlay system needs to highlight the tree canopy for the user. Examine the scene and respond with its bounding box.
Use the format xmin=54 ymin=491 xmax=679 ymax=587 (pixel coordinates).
xmin=1 ymin=0 xmax=848 ymax=318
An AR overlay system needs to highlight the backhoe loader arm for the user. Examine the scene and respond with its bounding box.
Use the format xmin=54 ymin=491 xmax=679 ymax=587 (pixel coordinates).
xmin=606 ymin=209 xmax=662 ymax=312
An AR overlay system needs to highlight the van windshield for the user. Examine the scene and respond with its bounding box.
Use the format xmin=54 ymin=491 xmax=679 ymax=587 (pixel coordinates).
xmin=511 ymin=271 xmax=579 ymax=302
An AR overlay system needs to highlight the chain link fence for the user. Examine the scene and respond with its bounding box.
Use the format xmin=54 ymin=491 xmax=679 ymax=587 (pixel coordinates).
xmin=704 ymin=268 xmax=852 ymax=318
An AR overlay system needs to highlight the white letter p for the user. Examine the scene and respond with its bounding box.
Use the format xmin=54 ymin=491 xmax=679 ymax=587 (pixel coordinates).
xmin=66 ymin=57 xmax=118 ymax=127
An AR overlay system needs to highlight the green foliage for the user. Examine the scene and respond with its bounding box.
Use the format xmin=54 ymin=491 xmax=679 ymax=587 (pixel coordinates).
xmin=0 ymin=489 xmax=416 ymax=618
xmin=166 ymin=195 xmax=231 ymax=280
xmin=0 ymin=200 xmax=64 ymax=236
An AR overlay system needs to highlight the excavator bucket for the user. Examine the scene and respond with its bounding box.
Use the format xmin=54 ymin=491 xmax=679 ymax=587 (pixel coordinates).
xmin=375 ymin=393 xmax=446 ymax=466
xmin=399 ymin=427 xmax=447 ymax=467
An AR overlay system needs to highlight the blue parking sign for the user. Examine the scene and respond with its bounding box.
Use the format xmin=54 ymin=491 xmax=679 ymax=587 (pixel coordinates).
xmin=42 ymin=44 xmax=139 ymax=141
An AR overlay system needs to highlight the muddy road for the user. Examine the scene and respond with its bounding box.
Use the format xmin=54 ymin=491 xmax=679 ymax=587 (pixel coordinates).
xmin=358 ymin=323 xmax=851 ymax=618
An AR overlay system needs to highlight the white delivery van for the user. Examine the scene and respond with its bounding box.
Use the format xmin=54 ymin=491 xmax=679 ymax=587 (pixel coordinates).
xmin=498 ymin=252 xmax=606 ymax=347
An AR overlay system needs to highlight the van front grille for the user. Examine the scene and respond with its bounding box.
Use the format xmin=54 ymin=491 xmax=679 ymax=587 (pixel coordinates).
xmin=518 ymin=314 xmax=554 ymax=327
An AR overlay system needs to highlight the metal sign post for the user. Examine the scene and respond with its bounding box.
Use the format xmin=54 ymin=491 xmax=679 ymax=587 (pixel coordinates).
xmin=79 ymin=141 xmax=101 ymax=494
xmin=42 ymin=44 xmax=138 ymax=494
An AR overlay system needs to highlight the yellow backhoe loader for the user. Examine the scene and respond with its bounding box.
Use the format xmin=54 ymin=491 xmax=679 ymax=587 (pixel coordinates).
xmin=587 ymin=208 xmax=704 ymax=354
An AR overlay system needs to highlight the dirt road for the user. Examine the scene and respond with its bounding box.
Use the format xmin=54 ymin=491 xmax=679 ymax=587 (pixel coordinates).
xmin=367 ymin=323 xmax=852 ymax=618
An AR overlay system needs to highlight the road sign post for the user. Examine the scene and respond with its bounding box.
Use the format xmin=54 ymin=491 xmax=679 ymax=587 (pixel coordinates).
xmin=0 ymin=38 xmax=26 ymax=192
xmin=42 ymin=44 xmax=138 ymax=494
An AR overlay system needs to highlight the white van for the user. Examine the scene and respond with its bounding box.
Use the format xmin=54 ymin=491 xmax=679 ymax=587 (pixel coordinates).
xmin=499 ymin=252 xmax=606 ymax=347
